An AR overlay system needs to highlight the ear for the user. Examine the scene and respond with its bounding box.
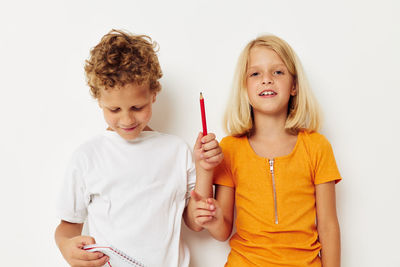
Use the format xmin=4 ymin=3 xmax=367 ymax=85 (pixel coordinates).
xmin=152 ymin=92 xmax=157 ymax=103
xmin=290 ymin=83 xmax=297 ymax=96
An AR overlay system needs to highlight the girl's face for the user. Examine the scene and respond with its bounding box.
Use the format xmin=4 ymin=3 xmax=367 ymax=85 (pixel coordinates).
xmin=98 ymin=82 xmax=156 ymax=141
xmin=246 ymin=46 xmax=296 ymax=117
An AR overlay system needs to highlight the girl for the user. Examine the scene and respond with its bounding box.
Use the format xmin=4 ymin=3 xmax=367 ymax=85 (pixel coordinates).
xmin=191 ymin=35 xmax=341 ymax=266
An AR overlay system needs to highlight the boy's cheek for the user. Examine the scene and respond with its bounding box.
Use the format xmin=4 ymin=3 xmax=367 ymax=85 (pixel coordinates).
xmin=104 ymin=116 xmax=118 ymax=129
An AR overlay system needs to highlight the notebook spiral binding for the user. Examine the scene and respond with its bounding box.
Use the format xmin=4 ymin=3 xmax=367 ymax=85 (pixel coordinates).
xmin=108 ymin=246 xmax=145 ymax=267
xmin=83 ymin=245 xmax=145 ymax=267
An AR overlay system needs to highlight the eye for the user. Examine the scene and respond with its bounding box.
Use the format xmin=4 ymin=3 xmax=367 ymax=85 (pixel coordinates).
xmin=131 ymin=106 xmax=143 ymax=111
xmin=109 ymin=108 xmax=120 ymax=113
xmin=274 ymin=70 xmax=284 ymax=75
xmin=250 ymin=72 xmax=259 ymax=77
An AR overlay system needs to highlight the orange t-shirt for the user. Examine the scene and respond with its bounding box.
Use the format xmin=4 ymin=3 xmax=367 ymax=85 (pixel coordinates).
xmin=214 ymin=131 xmax=341 ymax=267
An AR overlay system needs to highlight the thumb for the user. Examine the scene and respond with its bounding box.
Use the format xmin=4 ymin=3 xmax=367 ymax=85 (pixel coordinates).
xmin=79 ymin=236 xmax=96 ymax=247
xmin=190 ymin=190 xmax=204 ymax=202
xmin=206 ymin=197 xmax=218 ymax=208
xmin=194 ymin=132 xmax=203 ymax=150
xmin=206 ymin=198 xmax=218 ymax=210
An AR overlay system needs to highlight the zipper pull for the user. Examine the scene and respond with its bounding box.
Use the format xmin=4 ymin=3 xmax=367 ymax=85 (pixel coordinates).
xmin=269 ymin=159 xmax=274 ymax=173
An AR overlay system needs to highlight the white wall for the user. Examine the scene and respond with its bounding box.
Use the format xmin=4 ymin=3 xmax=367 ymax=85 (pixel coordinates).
xmin=1 ymin=0 xmax=399 ymax=266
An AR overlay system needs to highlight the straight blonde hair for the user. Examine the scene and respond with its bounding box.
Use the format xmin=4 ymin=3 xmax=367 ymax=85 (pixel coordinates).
xmin=224 ymin=35 xmax=321 ymax=136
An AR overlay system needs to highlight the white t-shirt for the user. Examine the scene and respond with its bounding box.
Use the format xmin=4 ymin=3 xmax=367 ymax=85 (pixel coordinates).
xmin=57 ymin=130 xmax=196 ymax=267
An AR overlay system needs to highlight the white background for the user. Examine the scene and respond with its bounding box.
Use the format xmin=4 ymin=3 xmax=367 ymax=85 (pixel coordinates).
xmin=1 ymin=0 xmax=399 ymax=266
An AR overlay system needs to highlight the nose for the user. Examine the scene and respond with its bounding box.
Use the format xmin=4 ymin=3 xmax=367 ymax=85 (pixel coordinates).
xmin=262 ymin=73 xmax=273 ymax=85
xmin=120 ymin=111 xmax=136 ymax=126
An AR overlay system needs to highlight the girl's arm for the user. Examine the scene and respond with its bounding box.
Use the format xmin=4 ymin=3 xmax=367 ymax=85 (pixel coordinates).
xmin=188 ymin=184 xmax=235 ymax=241
xmin=184 ymin=133 xmax=223 ymax=231
xmin=184 ymin=166 xmax=214 ymax=231
xmin=205 ymin=184 xmax=235 ymax=241
xmin=316 ymin=181 xmax=341 ymax=267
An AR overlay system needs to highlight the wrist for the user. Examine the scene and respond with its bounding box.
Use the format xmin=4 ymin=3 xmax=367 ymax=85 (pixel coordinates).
xmin=196 ymin=163 xmax=214 ymax=175
xmin=206 ymin=219 xmax=228 ymax=241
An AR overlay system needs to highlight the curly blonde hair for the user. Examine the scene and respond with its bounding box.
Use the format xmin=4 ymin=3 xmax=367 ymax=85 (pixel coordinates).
xmin=84 ymin=29 xmax=163 ymax=98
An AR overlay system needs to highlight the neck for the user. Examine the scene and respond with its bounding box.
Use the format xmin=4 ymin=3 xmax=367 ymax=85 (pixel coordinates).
xmin=251 ymin=111 xmax=289 ymax=140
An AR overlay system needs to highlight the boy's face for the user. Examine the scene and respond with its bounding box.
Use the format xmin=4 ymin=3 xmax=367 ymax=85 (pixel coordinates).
xmin=98 ymin=82 xmax=156 ymax=141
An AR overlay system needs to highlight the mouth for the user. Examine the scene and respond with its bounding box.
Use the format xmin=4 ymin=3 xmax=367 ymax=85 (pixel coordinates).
xmin=259 ymin=90 xmax=277 ymax=97
xmin=120 ymin=125 xmax=138 ymax=132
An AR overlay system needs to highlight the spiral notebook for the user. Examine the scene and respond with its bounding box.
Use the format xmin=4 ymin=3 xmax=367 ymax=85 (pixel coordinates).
xmin=83 ymin=244 xmax=145 ymax=267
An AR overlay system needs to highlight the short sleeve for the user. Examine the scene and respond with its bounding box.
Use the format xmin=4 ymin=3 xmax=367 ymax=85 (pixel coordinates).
xmin=213 ymin=137 xmax=235 ymax=187
xmin=312 ymin=134 xmax=342 ymax=185
xmin=56 ymin=150 xmax=90 ymax=223
xmin=184 ymin=144 xmax=196 ymax=206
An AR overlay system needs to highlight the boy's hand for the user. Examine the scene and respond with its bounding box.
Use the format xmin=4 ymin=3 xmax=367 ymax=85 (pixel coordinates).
xmin=58 ymin=235 xmax=109 ymax=267
xmin=190 ymin=190 xmax=223 ymax=229
xmin=194 ymin=132 xmax=223 ymax=171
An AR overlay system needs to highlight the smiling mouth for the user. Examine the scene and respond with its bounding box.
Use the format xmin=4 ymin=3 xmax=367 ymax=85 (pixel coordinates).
xmin=120 ymin=125 xmax=137 ymax=132
xmin=259 ymin=90 xmax=277 ymax=96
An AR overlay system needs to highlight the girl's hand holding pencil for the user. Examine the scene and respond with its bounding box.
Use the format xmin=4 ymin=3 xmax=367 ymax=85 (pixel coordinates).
xmin=189 ymin=92 xmax=224 ymax=230
xmin=194 ymin=92 xmax=223 ymax=171
xmin=194 ymin=132 xmax=223 ymax=171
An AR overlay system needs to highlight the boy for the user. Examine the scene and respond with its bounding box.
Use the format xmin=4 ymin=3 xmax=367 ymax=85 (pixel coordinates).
xmin=55 ymin=29 xmax=222 ymax=267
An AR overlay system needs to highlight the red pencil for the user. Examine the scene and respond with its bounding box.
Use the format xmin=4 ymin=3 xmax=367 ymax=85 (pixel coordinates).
xmin=200 ymin=92 xmax=208 ymax=136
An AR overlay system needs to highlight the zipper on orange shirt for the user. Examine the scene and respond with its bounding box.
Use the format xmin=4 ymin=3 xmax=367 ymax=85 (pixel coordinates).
xmin=269 ymin=159 xmax=279 ymax=224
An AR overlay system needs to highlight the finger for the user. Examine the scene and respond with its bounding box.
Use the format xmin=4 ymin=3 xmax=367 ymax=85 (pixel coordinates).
xmin=76 ymin=236 xmax=96 ymax=247
xmin=190 ymin=190 xmax=205 ymax=202
xmin=196 ymin=216 xmax=214 ymax=225
xmin=201 ymin=133 xmax=216 ymax=144
xmin=195 ymin=209 xmax=216 ymax=217
xmin=205 ymin=153 xmax=224 ymax=164
xmin=195 ymin=201 xmax=215 ymax=210
xmin=206 ymin=198 xmax=217 ymax=210
xmin=72 ymin=255 xmax=109 ymax=267
xmin=194 ymin=132 xmax=203 ymax=150
xmin=74 ymin=249 xmax=105 ymax=261
xmin=193 ymin=197 xmax=215 ymax=211
xmin=202 ymin=147 xmax=222 ymax=159
xmin=201 ymin=139 xmax=219 ymax=152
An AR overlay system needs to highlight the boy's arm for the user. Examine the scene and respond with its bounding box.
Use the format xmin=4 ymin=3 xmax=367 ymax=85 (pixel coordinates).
xmin=55 ymin=220 xmax=83 ymax=246
xmin=316 ymin=181 xmax=341 ymax=267
xmin=183 ymin=133 xmax=222 ymax=231
xmin=55 ymin=220 xmax=109 ymax=267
